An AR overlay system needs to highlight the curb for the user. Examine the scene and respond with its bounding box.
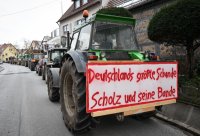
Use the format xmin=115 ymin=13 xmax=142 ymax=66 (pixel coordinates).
xmin=155 ymin=113 xmax=200 ymax=136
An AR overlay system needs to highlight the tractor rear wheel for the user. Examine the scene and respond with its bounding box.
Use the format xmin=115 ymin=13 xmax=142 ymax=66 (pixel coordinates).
xmin=42 ymin=66 xmax=46 ymax=80
xmin=31 ymin=63 xmax=35 ymax=71
xmin=47 ymin=71 xmax=59 ymax=102
xmin=60 ymin=58 xmax=93 ymax=133
xmin=38 ymin=68 xmax=42 ymax=76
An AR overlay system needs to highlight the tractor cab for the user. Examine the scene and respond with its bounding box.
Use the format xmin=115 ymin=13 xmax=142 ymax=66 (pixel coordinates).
xmin=67 ymin=13 xmax=145 ymax=61
xmin=47 ymin=48 xmax=68 ymax=68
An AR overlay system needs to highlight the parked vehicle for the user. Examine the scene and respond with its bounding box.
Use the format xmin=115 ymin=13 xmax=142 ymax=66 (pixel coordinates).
xmin=0 ymin=60 xmax=3 ymax=64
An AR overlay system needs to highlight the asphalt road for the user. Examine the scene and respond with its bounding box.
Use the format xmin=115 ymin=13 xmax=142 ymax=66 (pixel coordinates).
xmin=0 ymin=63 xmax=192 ymax=136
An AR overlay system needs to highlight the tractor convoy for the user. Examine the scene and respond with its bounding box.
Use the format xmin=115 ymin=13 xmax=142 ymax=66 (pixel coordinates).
xmin=11 ymin=8 xmax=178 ymax=134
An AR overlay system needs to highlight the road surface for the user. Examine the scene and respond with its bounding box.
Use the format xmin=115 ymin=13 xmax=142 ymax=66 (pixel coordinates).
xmin=0 ymin=63 xmax=192 ymax=136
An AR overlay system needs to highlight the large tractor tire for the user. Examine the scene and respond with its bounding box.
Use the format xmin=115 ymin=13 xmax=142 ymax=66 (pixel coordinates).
xmin=30 ymin=63 xmax=35 ymax=71
xmin=38 ymin=68 xmax=42 ymax=76
xmin=25 ymin=61 xmax=28 ymax=67
xmin=45 ymin=68 xmax=49 ymax=84
xmin=47 ymin=71 xmax=59 ymax=102
xmin=60 ymin=59 xmax=93 ymax=133
xmin=42 ymin=66 xmax=46 ymax=80
xmin=28 ymin=62 xmax=30 ymax=69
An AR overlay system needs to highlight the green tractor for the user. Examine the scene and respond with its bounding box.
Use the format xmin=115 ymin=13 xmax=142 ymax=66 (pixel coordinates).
xmin=56 ymin=8 xmax=177 ymax=133
xmin=21 ymin=54 xmax=30 ymax=67
xmin=16 ymin=54 xmax=22 ymax=65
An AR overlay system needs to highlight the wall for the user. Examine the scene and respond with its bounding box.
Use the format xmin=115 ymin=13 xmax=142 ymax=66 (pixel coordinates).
xmin=130 ymin=0 xmax=181 ymax=58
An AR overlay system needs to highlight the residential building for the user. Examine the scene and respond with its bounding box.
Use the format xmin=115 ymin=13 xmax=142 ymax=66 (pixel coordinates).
xmin=57 ymin=0 xmax=109 ymax=36
xmin=0 ymin=43 xmax=18 ymax=62
xmin=41 ymin=36 xmax=52 ymax=52
xmin=47 ymin=28 xmax=61 ymax=48
xmin=29 ymin=40 xmax=42 ymax=51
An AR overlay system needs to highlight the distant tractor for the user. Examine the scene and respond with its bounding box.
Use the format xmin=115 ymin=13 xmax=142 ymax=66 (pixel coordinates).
xmin=21 ymin=54 xmax=30 ymax=67
xmin=45 ymin=48 xmax=67 ymax=102
xmin=17 ymin=55 xmax=23 ymax=65
xmin=28 ymin=51 xmax=43 ymax=71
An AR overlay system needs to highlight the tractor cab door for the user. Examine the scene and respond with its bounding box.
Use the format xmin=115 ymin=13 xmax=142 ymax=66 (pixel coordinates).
xmin=69 ymin=23 xmax=92 ymax=51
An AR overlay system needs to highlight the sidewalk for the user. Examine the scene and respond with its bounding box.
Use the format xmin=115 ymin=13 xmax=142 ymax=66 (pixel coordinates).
xmin=155 ymin=102 xmax=200 ymax=135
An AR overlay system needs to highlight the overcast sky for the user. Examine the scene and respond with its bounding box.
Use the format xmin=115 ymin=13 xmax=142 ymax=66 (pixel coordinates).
xmin=0 ymin=0 xmax=72 ymax=48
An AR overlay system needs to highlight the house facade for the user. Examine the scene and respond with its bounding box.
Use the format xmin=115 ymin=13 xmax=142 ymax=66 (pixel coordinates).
xmin=41 ymin=36 xmax=52 ymax=52
xmin=57 ymin=0 xmax=109 ymax=36
xmin=29 ymin=40 xmax=42 ymax=51
xmin=0 ymin=44 xmax=18 ymax=62
xmin=47 ymin=28 xmax=61 ymax=48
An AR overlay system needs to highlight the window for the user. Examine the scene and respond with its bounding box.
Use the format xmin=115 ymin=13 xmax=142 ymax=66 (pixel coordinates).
xmin=50 ymin=50 xmax=67 ymax=61
xmin=33 ymin=54 xmax=43 ymax=59
xmin=83 ymin=0 xmax=88 ymax=5
xmin=92 ymin=21 xmax=138 ymax=50
xmin=75 ymin=18 xmax=84 ymax=26
xmin=63 ymin=25 xmax=68 ymax=33
xmin=70 ymin=32 xmax=79 ymax=50
xmin=77 ymin=20 xmax=82 ymax=25
xmin=76 ymin=24 xmax=92 ymax=50
xmin=75 ymin=0 xmax=80 ymax=9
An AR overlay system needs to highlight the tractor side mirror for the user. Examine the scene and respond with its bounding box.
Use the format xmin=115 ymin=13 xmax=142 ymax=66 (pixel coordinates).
xmin=61 ymin=31 xmax=71 ymax=51
xmin=61 ymin=36 xmax=67 ymax=47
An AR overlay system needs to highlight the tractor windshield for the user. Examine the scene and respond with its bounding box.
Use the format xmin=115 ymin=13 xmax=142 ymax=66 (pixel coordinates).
xmin=51 ymin=50 xmax=66 ymax=61
xmin=92 ymin=21 xmax=138 ymax=50
xmin=33 ymin=54 xmax=43 ymax=59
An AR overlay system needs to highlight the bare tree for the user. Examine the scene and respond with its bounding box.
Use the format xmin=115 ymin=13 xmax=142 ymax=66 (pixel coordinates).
xmin=23 ymin=39 xmax=31 ymax=49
